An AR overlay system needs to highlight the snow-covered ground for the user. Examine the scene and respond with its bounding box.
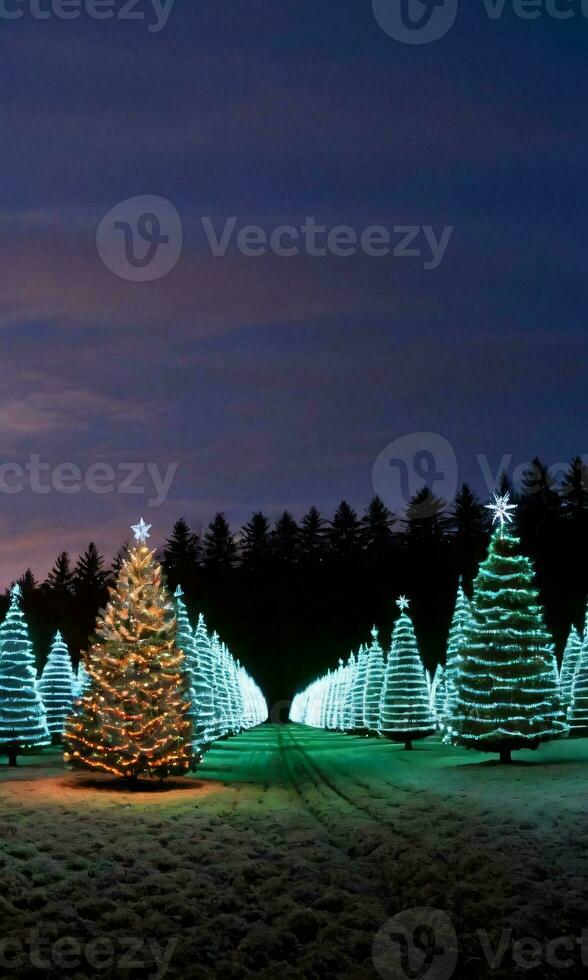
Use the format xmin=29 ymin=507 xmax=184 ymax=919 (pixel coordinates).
xmin=1 ymin=725 xmax=588 ymax=979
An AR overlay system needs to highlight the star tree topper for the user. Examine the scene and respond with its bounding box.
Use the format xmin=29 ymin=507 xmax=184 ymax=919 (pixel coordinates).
xmin=396 ymin=596 xmax=410 ymax=612
xmin=131 ymin=518 xmax=152 ymax=544
xmin=485 ymin=492 xmax=517 ymax=533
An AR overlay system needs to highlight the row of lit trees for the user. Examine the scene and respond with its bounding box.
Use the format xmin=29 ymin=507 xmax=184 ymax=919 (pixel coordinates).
xmin=0 ymin=523 xmax=267 ymax=775
xmin=292 ymin=496 xmax=579 ymax=762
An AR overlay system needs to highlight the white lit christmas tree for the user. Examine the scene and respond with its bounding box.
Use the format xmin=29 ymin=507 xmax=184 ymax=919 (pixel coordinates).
xmin=0 ymin=584 xmax=49 ymax=764
xmin=430 ymin=663 xmax=447 ymax=731
xmin=75 ymin=659 xmax=92 ymax=700
xmin=38 ymin=630 xmax=75 ymax=742
xmin=451 ymin=495 xmax=567 ymax=763
xmin=379 ymin=597 xmax=435 ymax=749
xmin=568 ymin=619 xmax=588 ymax=735
xmin=191 ymin=613 xmax=216 ymax=746
xmin=444 ymin=580 xmax=472 ymax=732
xmin=559 ymin=626 xmax=583 ymax=716
xmin=174 ymin=586 xmax=204 ymax=765
xmin=364 ymin=627 xmax=386 ymax=732
xmin=351 ymin=643 xmax=369 ymax=731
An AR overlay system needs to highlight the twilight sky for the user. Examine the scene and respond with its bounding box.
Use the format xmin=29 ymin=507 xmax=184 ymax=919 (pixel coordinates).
xmin=0 ymin=1 xmax=586 ymax=585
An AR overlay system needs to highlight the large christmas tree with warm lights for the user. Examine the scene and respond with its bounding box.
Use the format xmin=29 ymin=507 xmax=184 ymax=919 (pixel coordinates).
xmin=451 ymin=495 xmax=567 ymax=762
xmin=379 ymin=597 xmax=436 ymax=749
xmin=0 ymin=584 xmax=49 ymax=764
xmin=65 ymin=520 xmax=193 ymax=780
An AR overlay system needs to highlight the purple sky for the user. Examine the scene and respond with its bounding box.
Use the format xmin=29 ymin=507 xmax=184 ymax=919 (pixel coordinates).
xmin=0 ymin=2 xmax=587 ymax=585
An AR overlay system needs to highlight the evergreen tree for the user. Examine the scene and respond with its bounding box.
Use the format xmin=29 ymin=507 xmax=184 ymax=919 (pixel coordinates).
xmin=342 ymin=651 xmax=356 ymax=730
xmin=16 ymin=569 xmax=39 ymax=598
xmin=430 ymin=663 xmax=447 ymax=731
xmin=191 ymin=613 xmax=216 ymax=746
xmin=362 ymin=496 xmax=396 ymax=558
xmin=405 ymin=488 xmax=450 ymax=541
xmin=329 ymin=501 xmax=362 ymax=560
xmin=45 ymin=552 xmax=74 ymax=595
xmin=210 ymin=631 xmax=230 ymax=739
xmin=351 ymin=644 xmax=369 ymax=730
xmin=271 ymin=512 xmax=299 ymax=565
xmin=73 ymin=544 xmax=108 ymax=597
xmin=451 ymin=497 xmax=567 ymax=762
xmin=450 ymin=484 xmax=490 ymax=584
xmin=569 ymin=623 xmax=588 ymax=735
xmin=163 ymin=519 xmax=200 ymax=591
xmin=65 ymin=525 xmax=193 ymax=781
xmin=203 ymin=514 xmax=237 ymax=575
xmin=174 ymin=586 xmax=202 ymax=761
xmin=363 ymin=627 xmax=386 ymax=732
xmin=560 ymin=626 xmax=583 ymax=716
xmin=299 ymin=507 xmax=326 ymax=562
xmin=240 ymin=512 xmax=272 ymax=571
xmin=38 ymin=631 xmax=75 ymax=742
xmin=445 ymin=581 xmax=472 ymax=731
xmin=75 ymin=659 xmax=92 ymax=699
xmin=379 ymin=598 xmax=435 ymax=749
xmin=0 ymin=585 xmax=49 ymax=764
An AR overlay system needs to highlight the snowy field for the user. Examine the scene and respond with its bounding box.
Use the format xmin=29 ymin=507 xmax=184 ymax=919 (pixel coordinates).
xmin=1 ymin=724 xmax=588 ymax=979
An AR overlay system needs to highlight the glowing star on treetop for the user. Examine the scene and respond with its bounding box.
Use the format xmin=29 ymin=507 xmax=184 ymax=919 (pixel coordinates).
xmin=396 ymin=596 xmax=410 ymax=613
xmin=485 ymin=492 xmax=517 ymax=533
xmin=131 ymin=518 xmax=152 ymax=544
xmin=11 ymin=583 xmax=21 ymax=600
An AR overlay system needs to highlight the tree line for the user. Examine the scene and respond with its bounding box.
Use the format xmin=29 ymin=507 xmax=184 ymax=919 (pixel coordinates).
xmin=3 ymin=456 xmax=588 ymax=706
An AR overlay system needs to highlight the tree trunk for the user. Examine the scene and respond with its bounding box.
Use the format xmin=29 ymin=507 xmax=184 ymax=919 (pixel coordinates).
xmin=51 ymin=733 xmax=62 ymax=747
xmin=7 ymin=742 xmax=19 ymax=767
xmin=404 ymin=739 xmax=413 ymax=751
xmin=499 ymin=746 xmax=512 ymax=764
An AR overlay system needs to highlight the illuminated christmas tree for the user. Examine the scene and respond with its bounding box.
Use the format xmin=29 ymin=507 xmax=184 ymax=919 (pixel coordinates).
xmin=174 ymin=586 xmax=202 ymax=761
xmin=560 ymin=626 xmax=582 ymax=716
xmin=568 ymin=622 xmax=588 ymax=735
xmin=0 ymin=584 xmax=49 ymax=764
xmin=379 ymin=597 xmax=435 ymax=749
xmin=351 ymin=643 xmax=369 ymax=731
xmin=430 ymin=663 xmax=447 ymax=731
xmin=75 ymin=660 xmax=92 ymax=699
xmin=342 ymin=651 xmax=356 ymax=731
xmin=38 ymin=631 xmax=75 ymax=742
xmin=444 ymin=581 xmax=471 ymax=732
xmin=191 ymin=613 xmax=215 ymax=747
xmin=451 ymin=495 xmax=567 ymax=762
xmin=65 ymin=520 xmax=193 ymax=780
xmin=364 ymin=628 xmax=386 ymax=732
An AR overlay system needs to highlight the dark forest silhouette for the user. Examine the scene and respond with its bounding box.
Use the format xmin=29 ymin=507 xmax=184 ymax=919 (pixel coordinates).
xmin=4 ymin=457 xmax=588 ymax=707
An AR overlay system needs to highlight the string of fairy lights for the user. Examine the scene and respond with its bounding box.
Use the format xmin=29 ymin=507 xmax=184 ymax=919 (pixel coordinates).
xmin=0 ymin=520 xmax=267 ymax=776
